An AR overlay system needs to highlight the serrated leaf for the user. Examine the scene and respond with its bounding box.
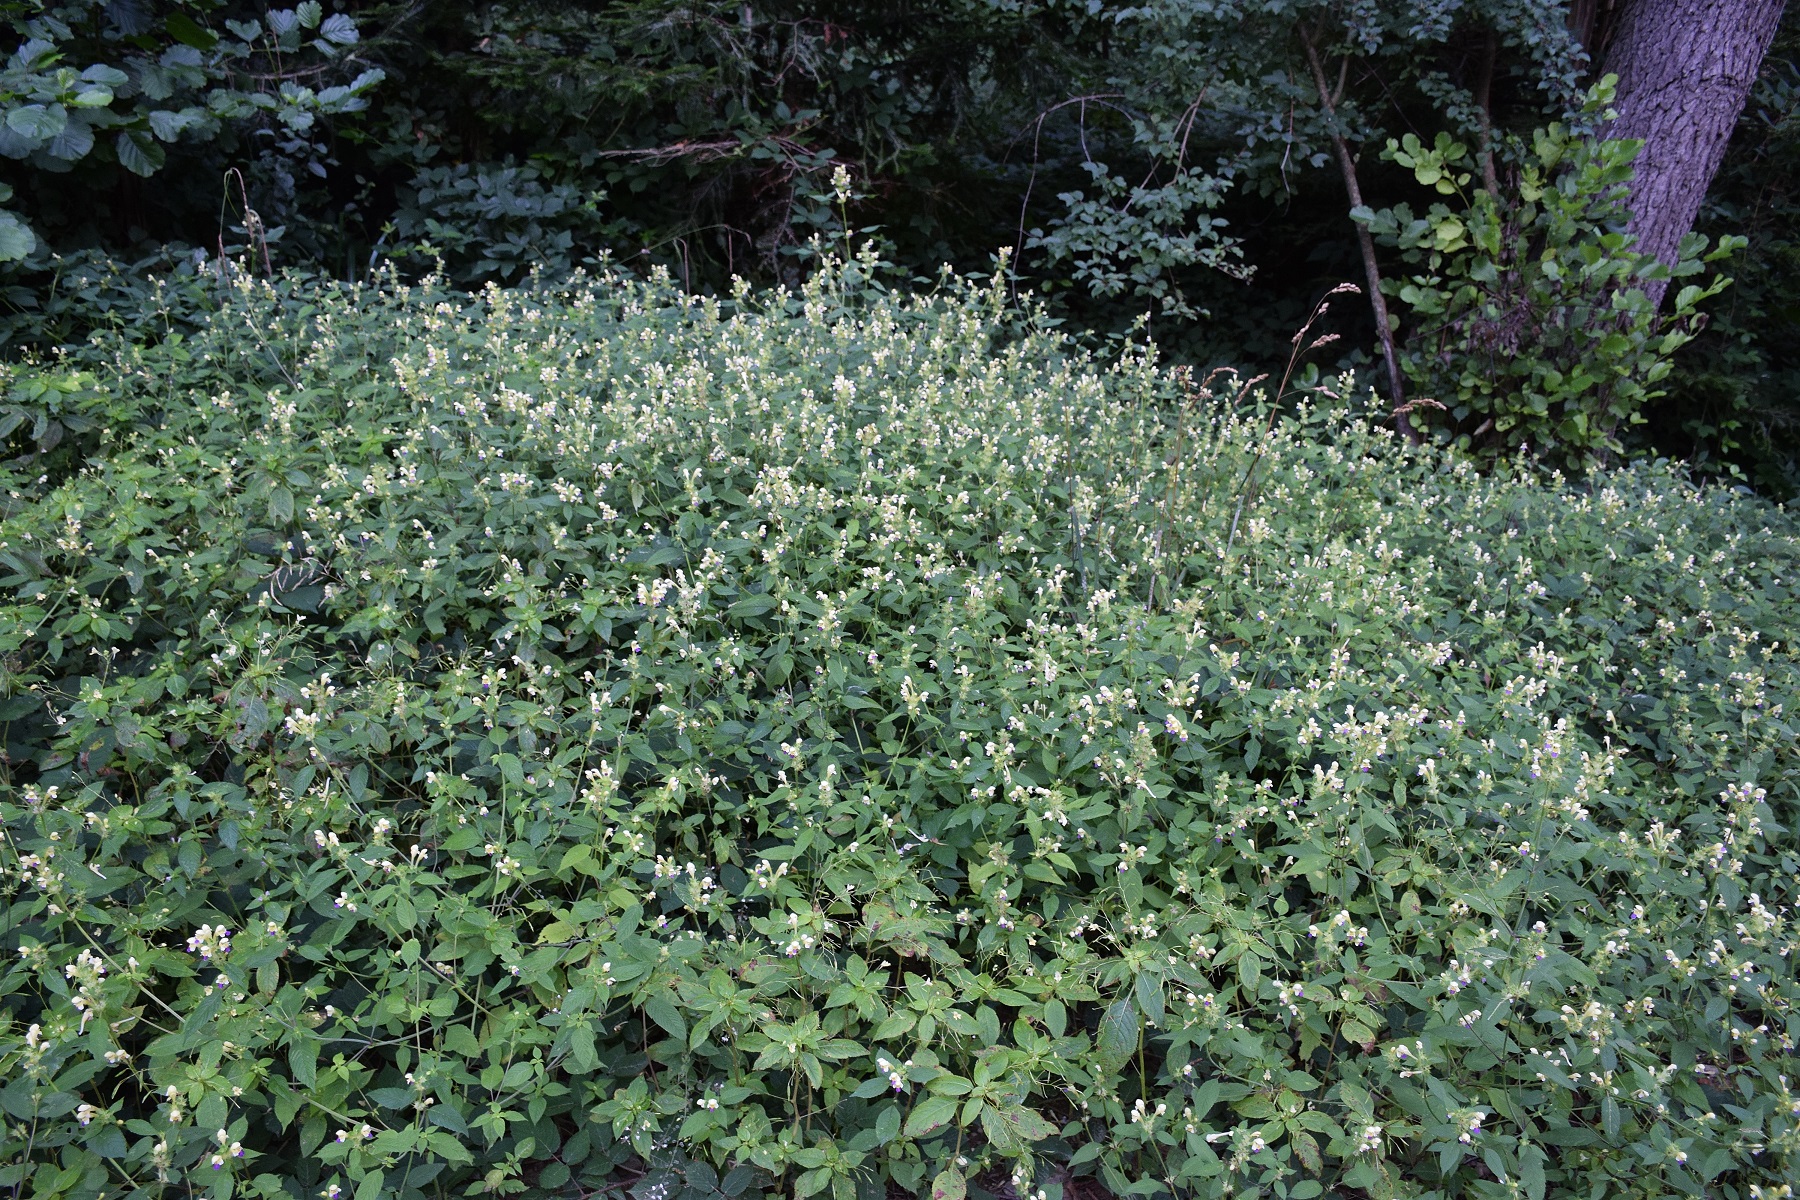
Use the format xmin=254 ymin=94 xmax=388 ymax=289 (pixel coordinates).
xmin=116 ymin=130 xmax=165 ymax=176
xmin=166 ymin=13 xmax=218 ymax=49
xmin=7 ymin=104 xmax=66 ymax=142
xmin=444 ymin=1025 xmax=481 ymax=1057
xmin=729 ymin=593 xmax=778 ymax=618
xmin=288 ymin=1038 xmax=317 ymax=1088
xmin=0 ymin=1078 xmax=38 ymax=1118
xmin=1095 ymin=998 xmax=1138 ymax=1071
xmin=0 ymin=211 xmax=35 ymax=262
xmin=319 ymin=12 xmax=359 ymax=43
xmin=1292 ymin=1130 xmax=1323 ymax=1174
xmin=11 ymin=38 xmax=56 ymax=69
xmin=643 ymin=996 xmax=687 ymax=1043
xmin=1135 ymin=971 xmax=1164 ymax=1027
xmin=980 ymin=1104 xmax=1056 ymax=1154
xmin=44 ymin=119 xmax=94 ymax=161
xmin=147 ymin=109 xmax=200 ymax=142
xmin=929 ymin=1166 xmax=966 ymax=1200
xmin=1519 ymin=1144 xmax=1547 ymax=1200
xmin=903 ymin=1095 xmax=957 ymax=1139
xmin=1043 ymin=998 xmax=1067 ymax=1038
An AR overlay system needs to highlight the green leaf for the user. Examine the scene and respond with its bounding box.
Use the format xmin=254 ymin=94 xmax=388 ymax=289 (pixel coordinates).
xmin=1134 ymin=971 xmax=1164 ymax=1027
xmin=1120 ymin=866 xmax=1142 ymax=908
xmin=148 ymin=108 xmax=202 ymax=142
xmin=1236 ymin=952 xmax=1262 ymax=991
xmin=929 ymin=1166 xmax=966 ymax=1200
xmin=116 ymin=129 xmax=165 ymax=176
xmin=1519 ymin=1144 xmax=1547 ymax=1200
xmin=354 ymin=1170 xmax=385 ymax=1200
xmin=1292 ymin=1130 xmax=1322 ymax=1173
xmin=729 ymin=593 xmax=778 ymax=618
xmin=0 ymin=1078 xmax=38 ymax=1119
xmin=319 ymin=12 xmax=359 ymax=44
xmin=44 ymin=119 xmax=94 ymax=161
xmin=444 ymin=1025 xmax=482 ymax=1057
xmin=1095 ymin=998 xmax=1138 ymax=1072
xmin=903 ymin=1095 xmax=957 ymax=1139
xmin=166 ymin=12 xmax=220 ymax=49
xmin=7 ymin=104 xmax=66 ymax=141
xmin=0 ymin=211 xmax=35 ymax=262
xmin=643 ymin=996 xmax=687 ymax=1043
xmin=288 ymin=1039 xmax=317 ymax=1088
xmin=981 ymin=1104 xmax=1056 ymax=1154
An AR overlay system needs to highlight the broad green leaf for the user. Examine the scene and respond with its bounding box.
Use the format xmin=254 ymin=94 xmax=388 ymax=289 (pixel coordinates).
xmin=0 ymin=211 xmax=34 ymax=262
xmin=643 ymin=996 xmax=687 ymax=1043
xmin=903 ymin=1096 xmax=957 ymax=1139
xmin=166 ymin=12 xmax=219 ymax=49
xmin=1095 ymin=998 xmax=1138 ymax=1072
xmin=1043 ymin=998 xmax=1067 ymax=1038
xmin=115 ymin=129 xmax=165 ymax=176
xmin=980 ymin=1104 xmax=1056 ymax=1155
xmin=43 ymin=119 xmax=94 ymax=161
xmin=6 ymin=104 xmax=66 ymax=142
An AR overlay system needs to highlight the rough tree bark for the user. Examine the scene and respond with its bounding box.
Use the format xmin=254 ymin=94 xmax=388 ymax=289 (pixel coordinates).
xmin=1601 ymin=0 xmax=1787 ymax=304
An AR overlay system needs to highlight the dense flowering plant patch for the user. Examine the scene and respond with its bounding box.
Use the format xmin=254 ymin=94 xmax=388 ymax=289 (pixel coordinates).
xmin=0 ymin=256 xmax=1797 ymax=1200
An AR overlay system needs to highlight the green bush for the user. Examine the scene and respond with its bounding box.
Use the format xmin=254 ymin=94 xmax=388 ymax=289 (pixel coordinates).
xmin=0 ymin=257 xmax=1798 ymax=1200
xmin=385 ymin=163 xmax=616 ymax=285
xmin=0 ymin=244 xmax=222 ymax=355
xmin=0 ymin=1 xmax=381 ymax=265
xmin=1357 ymin=84 xmax=1741 ymax=463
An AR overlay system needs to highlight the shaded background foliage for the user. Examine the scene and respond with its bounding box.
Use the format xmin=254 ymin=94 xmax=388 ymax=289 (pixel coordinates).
xmin=1 ymin=0 xmax=1798 ymax=485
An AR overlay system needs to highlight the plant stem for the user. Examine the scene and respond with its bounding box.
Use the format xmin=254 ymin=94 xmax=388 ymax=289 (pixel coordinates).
xmin=1296 ymin=23 xmax=1416 ymax=441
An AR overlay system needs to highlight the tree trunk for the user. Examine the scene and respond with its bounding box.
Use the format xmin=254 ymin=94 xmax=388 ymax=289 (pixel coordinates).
xmin=1567 ymin=0 xmax=1622 ymax=57
xmin=1297 ymin=25 xmax=1415 ymax=439
xmin=1602 ymin=0 xmax=1786 ymax=303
